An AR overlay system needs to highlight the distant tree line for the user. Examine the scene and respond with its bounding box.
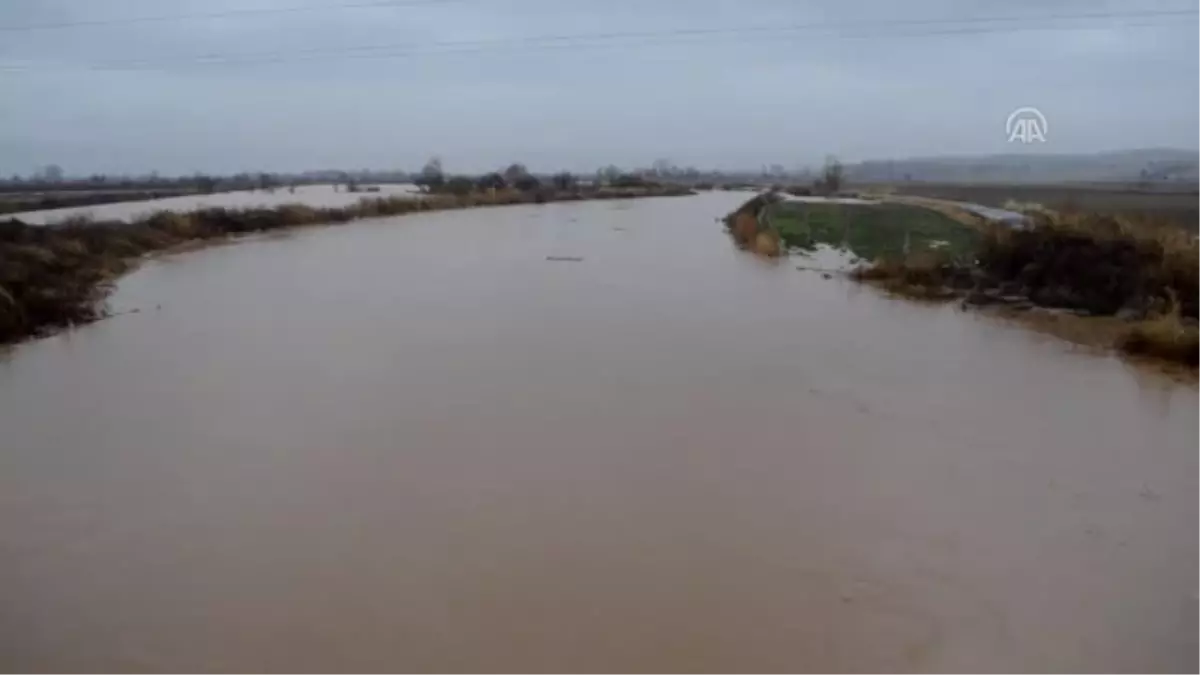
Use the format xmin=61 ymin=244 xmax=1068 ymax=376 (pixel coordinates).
xmin=407 ymin=156 xmax=680 ymax=197
xmin=0 ymin=158 xmax=821 ymax=197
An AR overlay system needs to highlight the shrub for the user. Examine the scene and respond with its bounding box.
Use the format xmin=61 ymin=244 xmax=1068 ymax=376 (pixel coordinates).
xmin=514 ymin=175 xmax=542 ymax=192
xmin=1119 ymin=316 xmax=1199 ymax=366
xmin=477 ymin=172 xmax=506 ymax=191
xmin=1116 ymin=290 xmax=1199 ymax=366
xmin=753 ymin=230 xmax=782 ymax=257
xmin=551 ymin=172 xmax=576 ymax=191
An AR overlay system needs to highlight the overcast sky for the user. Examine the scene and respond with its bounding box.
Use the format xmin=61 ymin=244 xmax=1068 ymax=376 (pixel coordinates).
xmin=1 ymin=0 xmax=1196 ymax=175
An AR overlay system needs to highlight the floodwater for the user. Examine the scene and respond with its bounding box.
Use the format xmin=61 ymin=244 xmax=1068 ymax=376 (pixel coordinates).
xmin=953 ymin=201 xmax=1031 ymax=227
xmin=0 ymin=192 xmax=1195 ymax=672
xmin=8 ymin=183 xmax=422 ymax=225
xmin=781 ymin=194 xmax=881 ymax=205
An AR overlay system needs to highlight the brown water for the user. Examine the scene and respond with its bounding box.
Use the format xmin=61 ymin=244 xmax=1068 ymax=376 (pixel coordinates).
xmin=0 ymin=192 xmax=1195 ymax=672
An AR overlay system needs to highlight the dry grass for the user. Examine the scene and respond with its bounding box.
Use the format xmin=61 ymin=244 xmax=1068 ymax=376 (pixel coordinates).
xmin=879 ymin=194 xmax=988 ymax=229
xmin=1116 ymin=293 xmax=1198 ymax=367
xmin=849 ymin=250 xmax=972 ymax=301
xmin=1119 ymin=316 xmax=1199 ymax=367
xmin=753 ymin=230 xmax=782 ymax=257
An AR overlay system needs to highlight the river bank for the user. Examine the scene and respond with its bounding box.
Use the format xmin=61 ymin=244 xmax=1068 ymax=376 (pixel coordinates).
xmin=0 ymin=185 xmax=692 ymax=344
xmin=725 ymin=192 xmax=1199 ymax=370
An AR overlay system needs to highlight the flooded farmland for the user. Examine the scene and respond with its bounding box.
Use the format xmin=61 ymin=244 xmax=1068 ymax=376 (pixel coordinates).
xmin=7 ymin=183 xmax=423 ymax=225
xmin=0 ymin=191 xmax=1195 ymax=672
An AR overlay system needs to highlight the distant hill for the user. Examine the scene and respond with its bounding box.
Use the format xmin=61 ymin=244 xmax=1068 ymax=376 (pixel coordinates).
xmin=845 ymin=149 xmax=1198 ymax=185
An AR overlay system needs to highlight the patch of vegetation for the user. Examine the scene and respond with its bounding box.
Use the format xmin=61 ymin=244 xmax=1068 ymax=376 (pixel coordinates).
xmin=723 ymin=191 xmax=1199 ymax=369
xmin=611 ymin=174 xmax=660 ymax=189
xmin=849 ymin=250 xmax=972 ymax=299
xmin=766 ymin=200 xmax=980 ymax=262
xmin=1119 ymin=313 xmax=1199 ymax=367
xmin=977 ymin=212 xmax=1198 ymax=318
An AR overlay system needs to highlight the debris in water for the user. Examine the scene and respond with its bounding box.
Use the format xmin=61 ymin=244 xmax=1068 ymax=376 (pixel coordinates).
xmin=796 ymin=265 xmax=844 ymax=275
xmin=1139 ymin=484 xmax=1162 ymax=502
xmin=546 ymin=256 xmax=584 ymax=262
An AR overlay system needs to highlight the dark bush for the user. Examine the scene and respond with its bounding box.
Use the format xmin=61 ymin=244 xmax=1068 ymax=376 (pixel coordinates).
xmin=445 ymin=176 xmax=475 ymax=197
xmin=514 ymin=175 xmax=542 ymax=192
xmin=476 ymin=172 xmax=506 ymax=191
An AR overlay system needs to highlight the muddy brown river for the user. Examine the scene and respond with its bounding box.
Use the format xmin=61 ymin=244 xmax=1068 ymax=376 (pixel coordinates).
xmin=0 ymin=192 xmax=1196 ymax=672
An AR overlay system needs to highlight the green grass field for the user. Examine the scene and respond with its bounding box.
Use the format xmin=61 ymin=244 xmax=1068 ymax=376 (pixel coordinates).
xmin=765 ymin=200 xmax=980 ymax=262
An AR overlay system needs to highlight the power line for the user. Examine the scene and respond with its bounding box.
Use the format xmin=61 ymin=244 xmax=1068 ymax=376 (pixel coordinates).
xmin=0 ymin=0 xmax=466 ymax=32
xmin=0 ymin=2 xmax=1192 ymax=32
xmin=0 ymin=10 xmax=1193 ymax=73
xmin=94 ymin=8 xmax=1200 ymax=64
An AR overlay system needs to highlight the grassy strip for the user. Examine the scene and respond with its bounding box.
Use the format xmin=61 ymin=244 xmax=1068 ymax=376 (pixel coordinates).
xmin=768 ymin=200 xmax=980 ymax=261
xmin=723 ymin=194 xmax=980 ymax=263
xmin=0 ymin=186 xmax=693 ymax=344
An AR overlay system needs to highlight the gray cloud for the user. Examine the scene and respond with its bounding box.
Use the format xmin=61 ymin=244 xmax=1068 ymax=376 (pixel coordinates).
xmin=1 ymin=0 xmax=1196 ymax=174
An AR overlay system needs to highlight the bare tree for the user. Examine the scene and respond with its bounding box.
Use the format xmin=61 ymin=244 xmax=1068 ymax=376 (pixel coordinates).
xmin=445 ymin=176 xmax=475 ymax=196
xmin=503 ymin=163 xmax=528 ymax=185
xmin=195 ymin=174 xmax=218 ymax=194
xmin=552 ymin=171 xmax=576 ymax=191
xmin=597 ymin=165 xmax=622 ymax=185
xmin=477 ymin=172 xmax=506 ymax=191
xmin=418 ymin=157 xmax=445 ymax=191
xmin=818 ymin=156 xmax=844 ymax=195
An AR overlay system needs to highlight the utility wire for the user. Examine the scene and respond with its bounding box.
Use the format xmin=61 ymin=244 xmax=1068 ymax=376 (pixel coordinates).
xmin=0 ymin=0 xmax=466 ymax=31
xmin=1 ymin=2 xmax=1193 ymax=32
xmin=0 ymin=10 xmax=1193 ymax=73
